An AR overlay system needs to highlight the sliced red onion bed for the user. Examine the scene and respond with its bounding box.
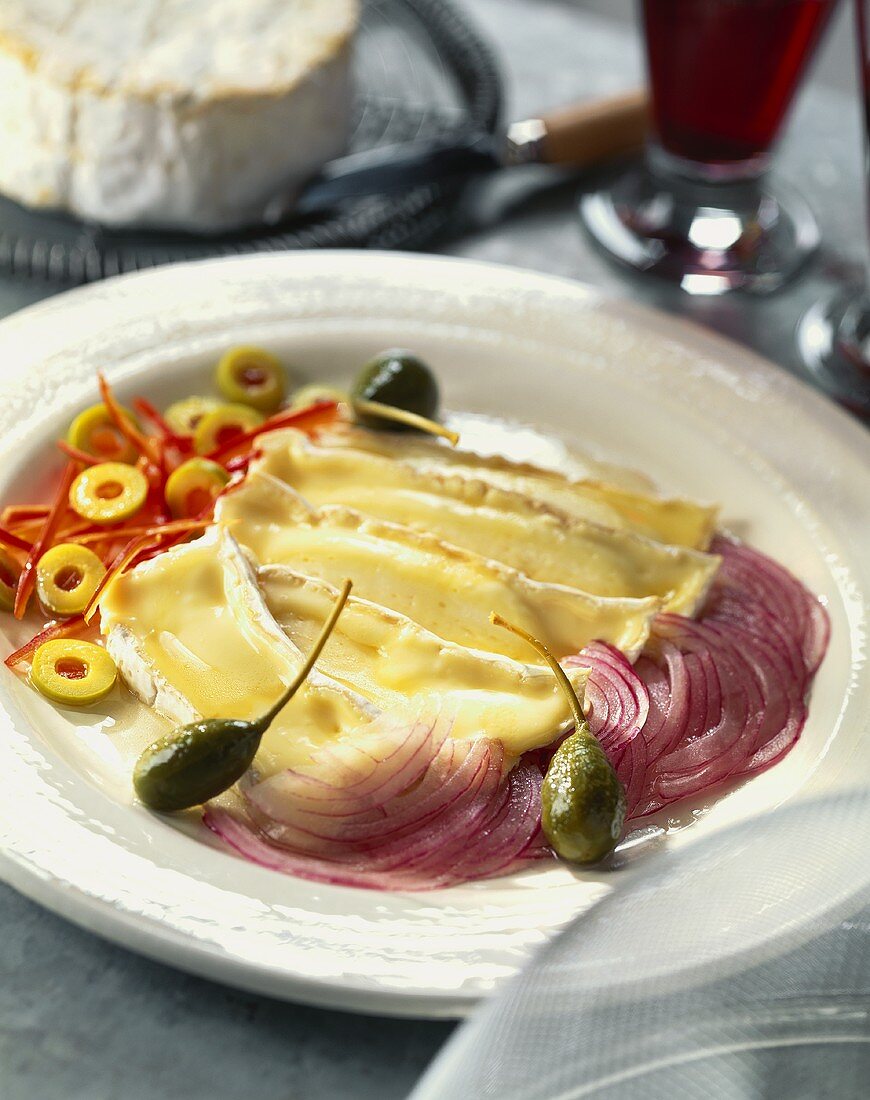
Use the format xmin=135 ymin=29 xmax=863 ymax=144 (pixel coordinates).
xmin=205 ymin=536 xmax=828 ymax=890
xmin=573 ymin=535 xmax=829 ymax=820
xmin=205 ymin=708 xmax=548 ymax=892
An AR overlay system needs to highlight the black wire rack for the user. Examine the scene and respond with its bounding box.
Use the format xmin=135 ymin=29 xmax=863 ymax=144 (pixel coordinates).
xmin=0 ymin=0 xmax=502 ymax=283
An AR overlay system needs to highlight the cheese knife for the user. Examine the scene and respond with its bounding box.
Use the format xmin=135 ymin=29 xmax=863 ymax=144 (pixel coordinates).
xmin=296 ymin=89 xmax=648 ymax=215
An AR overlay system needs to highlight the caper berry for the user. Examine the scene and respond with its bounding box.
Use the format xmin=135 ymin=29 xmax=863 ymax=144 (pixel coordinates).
xmin=490 ymin=611 xmax=626 ymax=865
xmin=351 ymin=350 xmax=439 ymax=429
xmin=133 ymin=719 xmax=262 ymax=813
xmin=133 ymin=579 xmax=352 ymax=812
xmin=541 ymin=723 xmax=626 ymax=864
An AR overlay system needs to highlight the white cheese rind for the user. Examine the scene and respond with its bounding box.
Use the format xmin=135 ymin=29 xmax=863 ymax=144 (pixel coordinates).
xmin=0 ymin=0 xmax=358 ymax=231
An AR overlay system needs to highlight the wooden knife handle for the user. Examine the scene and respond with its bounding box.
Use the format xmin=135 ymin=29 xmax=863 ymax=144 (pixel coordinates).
xmin=508 ymin=90 xmax=649 ymax=168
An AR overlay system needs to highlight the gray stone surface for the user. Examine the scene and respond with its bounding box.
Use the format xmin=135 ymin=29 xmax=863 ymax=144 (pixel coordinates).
xmin=0 ymin=3 xmax=865 ymax=1099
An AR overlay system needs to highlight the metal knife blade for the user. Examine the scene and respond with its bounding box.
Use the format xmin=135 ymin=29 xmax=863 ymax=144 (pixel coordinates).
xmin=295 ymin=133 xmax=500 ymax=216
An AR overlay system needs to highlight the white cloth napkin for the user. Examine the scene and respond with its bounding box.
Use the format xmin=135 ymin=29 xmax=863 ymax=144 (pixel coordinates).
xmin=411 ymin=790 xmax=870 ymax=1099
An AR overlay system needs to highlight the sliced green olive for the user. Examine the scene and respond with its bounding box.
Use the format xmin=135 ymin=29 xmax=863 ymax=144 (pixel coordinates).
xmin=69 ymin=462 xmax=149 ymax=525
xmin=36 ymin=543 xmax=106 ymax=617
xmin=351 ymin=350 xmax=440 ymax=429
xmin=164 ymin=396 xmax=220 ymax=437
xmin=289 ymin=384 xmax=347 ymax=410
xmin=491 ymin=612 xmax=626 ymax=864
xmin=193 ymin=404 xmax=264 ymax=456
xmin=216 ymin=346 xmax=286 ymax=413
xmin=133 ymin=579 xmax=352 ymax=812
xmin=0 ymin=548 xmax=20 ymax=611
xmin=67 ymin=403 xmax=139 ymax=464
xmin=164 ymin=458 xmax=230 ymax=519
xmin=30 ymin=639 xmax=117 ymax=706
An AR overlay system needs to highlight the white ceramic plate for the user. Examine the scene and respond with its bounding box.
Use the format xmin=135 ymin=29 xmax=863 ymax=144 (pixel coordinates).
xmin=0 ymin=253 xmax=866 ymax=1019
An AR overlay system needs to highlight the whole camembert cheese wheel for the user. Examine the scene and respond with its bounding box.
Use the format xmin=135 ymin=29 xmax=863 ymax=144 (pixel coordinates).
xmin=0 ymin=0 xmax=359 ymax=232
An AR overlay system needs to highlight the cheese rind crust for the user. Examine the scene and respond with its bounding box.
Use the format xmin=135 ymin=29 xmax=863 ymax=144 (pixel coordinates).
xmin=0 ymin=0 xmax=358 ymax=231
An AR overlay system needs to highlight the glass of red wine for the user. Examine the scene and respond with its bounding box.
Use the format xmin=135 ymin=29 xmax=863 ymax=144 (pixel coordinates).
xmin=798 ymin=0 xmax=870 ymax=415
xmin=580 ymin=0 xmax=839 ymax=295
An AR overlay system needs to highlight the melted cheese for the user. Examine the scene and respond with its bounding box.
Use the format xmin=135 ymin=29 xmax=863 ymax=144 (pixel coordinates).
xmin=100 ymin=528 xmax=376 ymax=774
xmin=254 ymin=433 xmax=719 ymax=614
xmin=259 ymin=567 xmax=589 ymax=755
xmin=216 ymin=472 xmax=659 ymax=661
xmin=266 ymin=427 xmax=718 ymax=549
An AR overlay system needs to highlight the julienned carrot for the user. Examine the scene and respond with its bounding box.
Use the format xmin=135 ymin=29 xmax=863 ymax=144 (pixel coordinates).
xmin=83 ymin=517 xmax=212 ymax=623
xmin=98 ymin=374 xmax=162 ymax=468
xmin=14 ymin=461 xmax=80 ymax=620
xmin=0 ymin=526 xmax=33 ymax=553
xmin=57 ymin=440 xmax=101 ymax=466
xmin=205 ymin=400 xmax=339 ymax=463
xmin=4 ymin=614 xmax=87 ymax=670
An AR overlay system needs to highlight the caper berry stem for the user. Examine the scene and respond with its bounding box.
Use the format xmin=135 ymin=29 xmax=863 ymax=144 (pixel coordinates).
xmin=256 ymin=577 xmax=352 ymax=731
xmin=489 ymin=612 xmax=586 ymax=733
xmin=351 ymin=398 xmax=459 ymax=446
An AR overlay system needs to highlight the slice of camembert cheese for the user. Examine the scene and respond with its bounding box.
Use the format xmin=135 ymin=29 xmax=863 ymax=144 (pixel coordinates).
xmin=259 ymin=567 xmax=590 ymax=756
xmin=257 ymin=428 xmax=719 ymax=550
xmin=98 ymin=527 xmax=589 ymax=767
xmin=216 ymin=471 xmax=660 ymax=662
xmin=99 ymin=527 xmax=377 ymax=774
xmin=0 ymin=0 xmax=358 ymax=231
xmin=253 ymin=429 xmax=721 ymax=614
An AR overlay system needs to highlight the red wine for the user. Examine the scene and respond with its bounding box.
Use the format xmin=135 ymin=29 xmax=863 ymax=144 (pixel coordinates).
xmin=642 ymin=0 xmax=838 ymax=171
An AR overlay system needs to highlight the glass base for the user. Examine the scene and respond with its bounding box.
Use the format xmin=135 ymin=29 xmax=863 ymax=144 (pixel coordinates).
xmin=798 ymin=290 xmax=870 ymax=417
xmin=579 ymin=163 xmax=820 ymax=296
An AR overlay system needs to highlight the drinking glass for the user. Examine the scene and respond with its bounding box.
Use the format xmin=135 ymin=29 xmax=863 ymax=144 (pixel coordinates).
xmin=580 ymin=0 xmax=839 ymax=295
xmin=798 ymin=0 xmax=870 ymax=415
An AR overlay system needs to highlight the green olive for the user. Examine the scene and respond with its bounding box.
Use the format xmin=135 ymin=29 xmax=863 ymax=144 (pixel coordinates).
xmin=30 ymin=639 xmax=117 ymax=707
xmin=541 ymin=722 xmax=626 ymax=863
xmin=0 ymin=548 xmax=20 ymax=611
xmin=215 ymin=346 xmax=286 ymax=413
xmin=133 ymin=579 xmax=352 ymax=812
xmin=351 ymin=350 xmax=439 ymax=429
xmin=67 ymin=403 xmax=139 ymax=464
xmin=490 ymin=611 xmax=626 ymax=865
xmin=164 ymin=396 xmax=220 ymax=437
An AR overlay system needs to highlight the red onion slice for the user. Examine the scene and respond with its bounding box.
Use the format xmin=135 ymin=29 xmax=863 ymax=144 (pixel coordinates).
xmin=585 ymin=537 xmax=828 ymax=821
xmin=206 ymin=702 xmax=547 ymax=891
xmin=566 ymin=641 xmax=648 ymax=752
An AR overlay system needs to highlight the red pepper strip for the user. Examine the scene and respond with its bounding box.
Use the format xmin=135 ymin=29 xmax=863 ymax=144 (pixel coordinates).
xmin=4 ymin=614 xmax=87 ymax=670
xmin=132 ymin=397 xmax=188 ymax=448
xmin=98 ymin=373 xmax=162 ymax=468
xmin=83 ymin=518 xmax=212 ymax=623
xmin=224 ymin=452 xmax=257 ymax=474
xmin=0 ymin=526 xmax=33 ymax=553
xmin=5 ymin=520 xmax=45 ymax=541
xmin=204 ymin=400 xmax=339 ymax=464
xmin=2 ymin=505 xmax=49 ymax=524
xmin=57 ymin=440 xmax=101 ymax=466
xmin=55 ymin=520 xmax=101 ymax=543
xmin=14 ymin=461 xmax=80 ymax=620
xmin=74 ymin=517 xmax=208 ymax=547
xmin=83 ymin=533 xmax=158 ymax=624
